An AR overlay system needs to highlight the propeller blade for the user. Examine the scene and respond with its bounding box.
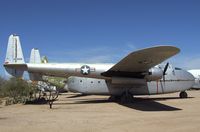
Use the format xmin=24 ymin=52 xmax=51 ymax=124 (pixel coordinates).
xmin=163 ymin=62 xmax=169 ymax=75
xmin=162 ymin=62 xmax=169 ymax=85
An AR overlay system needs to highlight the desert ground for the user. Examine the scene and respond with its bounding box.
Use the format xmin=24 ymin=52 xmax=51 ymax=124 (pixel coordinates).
xmin=0 ymin=90 xmax=200 ymax=132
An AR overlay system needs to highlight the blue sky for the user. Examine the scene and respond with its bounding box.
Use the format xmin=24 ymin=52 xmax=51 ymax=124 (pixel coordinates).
xmin=0 ymin=0 xmax=200 ymax=77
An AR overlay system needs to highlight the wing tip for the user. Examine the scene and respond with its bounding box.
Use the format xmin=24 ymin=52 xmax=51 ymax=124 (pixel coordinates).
xmin=157 ymin=45 xmax=180 ymax=54
xmin=129 ymin=45 xmax=180 ymax=55
xmin=146 ymin=45 xmax=180 ymax=52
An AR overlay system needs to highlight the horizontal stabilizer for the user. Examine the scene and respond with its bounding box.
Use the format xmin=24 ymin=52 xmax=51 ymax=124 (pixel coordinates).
xmin=4 ymin=64 xmax=27 ymax=70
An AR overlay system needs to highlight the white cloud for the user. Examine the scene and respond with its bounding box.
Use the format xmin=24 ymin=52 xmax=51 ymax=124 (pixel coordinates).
xmin=169 ymin=54 xmax=200 ymax=70
xmin=126 ymin=42 xmax=137 ymax=50
xmin=184 ymin=58 xmax=200 ymax=69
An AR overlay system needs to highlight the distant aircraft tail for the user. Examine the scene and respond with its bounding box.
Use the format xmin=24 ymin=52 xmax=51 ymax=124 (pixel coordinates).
xmin=4 ymin=34 xmax=26 ymax=78
xmin=41 ymin=56 xmax=48 ymax=64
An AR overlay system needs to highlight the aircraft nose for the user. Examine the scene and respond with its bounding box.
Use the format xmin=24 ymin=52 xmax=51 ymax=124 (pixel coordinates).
xmin=179 ymin=70 xmax=195 ymax=91
xmin=182 ymin=70 xmax=195 ymax=88
xmin=183 ymin=70 xmax=195 ymax=81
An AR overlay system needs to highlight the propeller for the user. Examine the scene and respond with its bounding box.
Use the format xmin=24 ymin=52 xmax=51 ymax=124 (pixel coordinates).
xmin=163 ymin=62 xmax=169 ymax=76
xmin=162 ymin=62 xmax=169 ymax=83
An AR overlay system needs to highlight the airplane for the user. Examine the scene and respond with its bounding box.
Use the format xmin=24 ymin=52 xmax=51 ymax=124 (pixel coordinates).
xmin=3 ymin=34 xmax=195 ymax=103
xmin=188 ymin=70 xmax=200 ymax=89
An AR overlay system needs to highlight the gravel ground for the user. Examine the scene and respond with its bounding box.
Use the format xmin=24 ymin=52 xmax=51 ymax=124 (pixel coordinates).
xmin=0 ymin=90 xmax=200 ymax=132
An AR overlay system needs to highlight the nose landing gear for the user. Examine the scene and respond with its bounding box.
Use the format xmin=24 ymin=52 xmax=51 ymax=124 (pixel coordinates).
xmin=179 ymin=91 xmax=188 ymax=98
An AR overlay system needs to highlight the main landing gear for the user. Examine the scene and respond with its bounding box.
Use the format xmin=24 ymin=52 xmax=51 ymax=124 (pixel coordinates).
xmin=109 ymin=91 xmax=134 ymax=103
xmin=179 ymin=91 xmax=188 ymax=98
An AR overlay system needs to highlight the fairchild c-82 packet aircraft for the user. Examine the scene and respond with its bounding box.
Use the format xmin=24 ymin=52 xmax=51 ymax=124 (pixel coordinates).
xmin=4 ymin=34 xmax=195 ymax=102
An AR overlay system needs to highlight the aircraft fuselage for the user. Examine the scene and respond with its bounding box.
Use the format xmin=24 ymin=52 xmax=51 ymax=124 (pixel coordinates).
xmin=66 ymin=67 xmax=194 ymax=95
xmin=26 ymin=63 xmax=194 ymax=96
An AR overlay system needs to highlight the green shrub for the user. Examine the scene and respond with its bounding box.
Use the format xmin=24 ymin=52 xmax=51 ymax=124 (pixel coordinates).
xmin=0 ymin=76 xmax=6 ymax=97
xmin=1 ymin=77 xmax=37 ymax=104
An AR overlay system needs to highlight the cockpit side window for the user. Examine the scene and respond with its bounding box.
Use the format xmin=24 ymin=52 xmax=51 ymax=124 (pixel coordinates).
xmin=175 ymin=67 xmax=182 ymax=70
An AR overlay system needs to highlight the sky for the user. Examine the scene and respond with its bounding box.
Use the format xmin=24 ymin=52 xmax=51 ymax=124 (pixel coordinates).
xmin=0 ymin=0 xmax=200 ymax=77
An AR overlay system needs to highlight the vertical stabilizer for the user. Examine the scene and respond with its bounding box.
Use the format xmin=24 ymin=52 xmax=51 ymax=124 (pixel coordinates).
xmin=30 ymin=48 xmax=41 ymax=63
xmin=4 ymin=34 xmax=25 ymax=78
xmin=29 ymin=48 xmax=42 ymax=81
xmin=5 ymin=34 xmax=25 ymax=64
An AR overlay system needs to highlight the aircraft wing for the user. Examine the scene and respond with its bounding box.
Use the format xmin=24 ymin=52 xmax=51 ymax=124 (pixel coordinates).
xmin=102 ymin=46 xmax=180 ymax=77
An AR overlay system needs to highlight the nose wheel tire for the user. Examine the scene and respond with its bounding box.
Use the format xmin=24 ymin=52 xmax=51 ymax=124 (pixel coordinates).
xmin=179 ymin=91 xmax=188 ymax=98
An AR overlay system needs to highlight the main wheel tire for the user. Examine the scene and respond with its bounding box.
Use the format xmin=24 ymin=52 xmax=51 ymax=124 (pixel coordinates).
xmin=179 ymin=91 xmax=188 ymax=98
xmin=120 ymin=93 xmax=134 ymax=103
xmin=108 ymin=95 xmax=121 ymax=102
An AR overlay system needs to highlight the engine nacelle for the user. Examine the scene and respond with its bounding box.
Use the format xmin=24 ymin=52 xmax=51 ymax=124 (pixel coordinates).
xmin=145 ymin=67 xmax=163 ymax=81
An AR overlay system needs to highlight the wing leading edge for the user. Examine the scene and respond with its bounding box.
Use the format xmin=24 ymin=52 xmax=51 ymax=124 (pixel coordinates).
xmin=102 ymin=46 xmax=180 ymax=77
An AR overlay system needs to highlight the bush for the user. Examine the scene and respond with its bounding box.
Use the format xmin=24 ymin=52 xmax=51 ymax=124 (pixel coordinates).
xmin=0 ymin=77 xmax=37 ymax=104
xmin=0 ymin=76 xmax=6 ymax=97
